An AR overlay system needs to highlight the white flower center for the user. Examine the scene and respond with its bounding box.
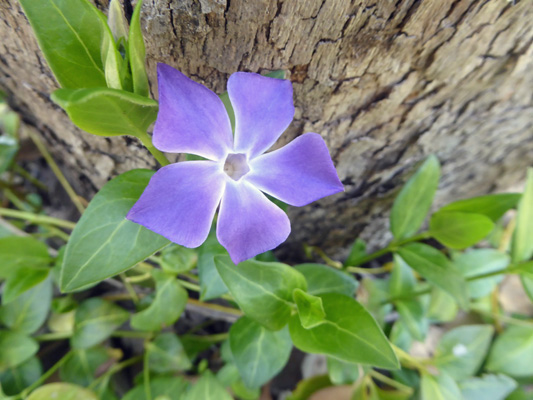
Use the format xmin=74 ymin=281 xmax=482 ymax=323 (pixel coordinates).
xmin=223 ymin=153 xmax=250 ymax=181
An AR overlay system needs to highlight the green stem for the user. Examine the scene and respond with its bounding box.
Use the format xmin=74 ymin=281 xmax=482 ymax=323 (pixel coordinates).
xmin=13 ymin=164 xmax=48 ymax=190
xmin=120 ymin=273 xmax=140 ymax=304
xmin=189 ymin=332 xmax=229 ymax=342
xmin=34 ymin=331 xmax=72 ymax=341
xmin=0 ymin=207 xmax=76 ymax=229
xmin=369 ymin=370 xmax=413 ymax=393
xmin=88 ymin=355 xmax=143 ymax=390
xmin=137 ymin=131 xmax=170 ymax=167
xmin=143 ymin=348 xmax=152 ymax=400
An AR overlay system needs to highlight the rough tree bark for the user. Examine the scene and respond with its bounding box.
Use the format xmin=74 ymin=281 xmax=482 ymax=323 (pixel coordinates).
xmin=1 ymin=0 xmax=532 ymax=259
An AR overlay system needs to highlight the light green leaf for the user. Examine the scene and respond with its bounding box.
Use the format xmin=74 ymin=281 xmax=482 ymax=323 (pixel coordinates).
xmin=390 ymin=155 xmax=440 ymax=239
xmin=289 ymin=293 xmax=399 ymax=369
xmin=420 ymin=372 xmax=463 ymax=400
xmin=294 ymin=263 xmax=358 ymax=297
xmin=215 ymin=255 xmax=307 ymax=331
xmin=101 ymin=25 xmax=124 ymax=90
xmin=486 ymin=325 xmax=533 ymax=377
xmin=71 ymin=298 xmax=129 ymax=349
xmin=429 ymin=212 xmax=494 ymax=249
xmin=521 ymin=275 xmax=533 ymax=302
xmin=427 ymin=288 xmax=458 ymax=322
xmin=389 ymin=321 xmax=413 ymax=352
xmin=51 ymin=88 xmax=158 ymax=138
xmin=160 ymin=244 xmax=197 ymax=275
xmin=60 ymin=170 xmax=169 ymax=292
xmin=293 ymin=288 xmax=326 ymax=329
xmin=0 ymin=110 xmax=19 ymax=174
xmin=0 ymin=277 xmax=52 ymax=334
xmin=439 ymin=193 xmax=521 ymax=222
xmin=0 ymin=237 xmax=50 ymax=279
xmin=327 ymin=357 xmax=360 ymax=385
xmin=123 ymin=376 xmax=188 ymax=400
xmin=397 ymin=243 xmax=469 ymax=309
xmin=396 ymin=301 xmax=427 ymax=342
xmin=147 ymin=333 xmax=191 ymax=373
xmin=128 ymin=0 xmax=149 ymax=97
xmin=107 ymin=0 xmax=128 ymax=42
xmin=130 ymin=270 xmax=187 ymax=332
xmin=229 ymin=317 xmax=292 ymax=388
xmin=0 ymin=357 xmax=42 ymax=396
xmin=460 ymin=374 xmax=517 ymax=400
xmin=344 ymin=238 xmax=366 ymax=266
xmin=435 ymin=325 xmax=494 ymax=379
xmin=18 ymin=0 xmax=109 ymax=88
xmin=512 ymin=169 xmax=533 ymax=263
xmin=59 ymin=347 xmax=111 ymax=387
xmin=26 ymin=383 xmax=99 ymax=400
xmin=0 ymin=331 xmax=38 ymax=372
xmin=2 ymin=267 xmax=49 ymax=304
xmin=197 ymin=235 xmax=229 ymax=301
xmin=183 ymin=371 xmax=232 ymax=400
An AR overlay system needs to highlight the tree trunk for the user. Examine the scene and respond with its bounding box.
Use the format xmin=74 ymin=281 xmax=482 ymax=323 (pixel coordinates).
xmin=1 ymin=0 xmax=532 ymax=259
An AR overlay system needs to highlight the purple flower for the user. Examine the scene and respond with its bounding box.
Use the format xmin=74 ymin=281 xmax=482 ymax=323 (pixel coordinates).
xmin=127 ymin=63 xmax=344 ymax=264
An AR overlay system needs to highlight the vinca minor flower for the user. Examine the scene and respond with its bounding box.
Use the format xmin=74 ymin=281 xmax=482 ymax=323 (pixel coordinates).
xmin=127 ymin=63 xmax=344 ymax=263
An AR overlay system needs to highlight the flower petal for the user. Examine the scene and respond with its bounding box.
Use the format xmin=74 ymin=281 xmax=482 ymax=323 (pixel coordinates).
xmin=246 ymin=133 xmax=344 ymax=206
xmin=153 ymin=63 xmax=233 ymax=160
xmin=217 ymin=181 xmax=290 ymax=264
xmin=127 ymin=161 xmax=225 ymax=248
xmin=229 ymin=72 xmax=295 ymax=158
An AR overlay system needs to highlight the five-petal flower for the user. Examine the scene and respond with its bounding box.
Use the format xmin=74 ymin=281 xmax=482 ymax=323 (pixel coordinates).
xmin=127 ymin=63 xmax=344 ymax=264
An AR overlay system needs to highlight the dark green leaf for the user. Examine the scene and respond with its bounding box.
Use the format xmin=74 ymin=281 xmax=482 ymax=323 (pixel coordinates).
xmin=293 ymin=288 xmax=326 ymax=329
xmin=160 ymin=244 xmax=197 ymax=275
xmin=294 ymin=263 xmax=358 ymax=297
xmin=0 ymin=331 xmax=38 ymax=372
xmin=130 ymin=270 xmax=187 ymax=331
xmin=327 ymin=357 xmax=360 ymax=385
xmin=397 ymin=243 xmax=469 ymax=309
xmin=197 ymin=235 xmax=229 ymax=301
xmin=122 ymin=376 xmax=188 ymax=400
xmin=60 ymin=347 xmax=111 ymax=387
xmin=289 ymin=293 xmax=398 ymax=369
xmin=71 ymin=298 xmax=129 ymax=349
xmin=0 ymin=237 xmax=50 ymax=279
xmin=215 ymin=255 xmax=307 ymax=331
xmin=2 ymin=267 xmax=49 ymax=304
xmin=460 ymin=374 xmax=517 ymax=400
xmin=147 ymin=333 xmax=191 ymax=373
xmin=344 ymin=238 xmax=366 ymax=266
xmin=486 ymin=325 xmax=533 ymax=377
xmin=60 ymin=170 xmax=169 ymax=292
xmin=512 ymin=169 xmax=533 ymax=263
xmin=51 ymin=88 xmax=158 ymax=138
xmin=18 ymin=0 xmax=109 ymax=88
xmin=429 ymin=211 xmax=494 ymax=249
xmin=183 ymin=371 xmax=232 ymax=400
xmin=420 ymin=372 xmax=462 ymax=400
xmin=439 ymin=193 xmax=521 ymax=222
xmin=128 ymin=0 xmax=149 ymax=97
xmin=26 ymin=383 xmax=99 ymax=400
xmin=390 ymin=155 xmax=440 ymax=239
xmin=0 ymin=357 xmax=42 ymax=396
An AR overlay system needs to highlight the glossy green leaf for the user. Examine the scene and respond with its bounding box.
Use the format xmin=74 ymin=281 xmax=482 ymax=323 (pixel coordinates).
xmin=0 ymin=331 xmax=38 ymax=372
xmin=60 ymin=170 xmax=169 ymax=292
xmin=0 ymin=237 xmax=50 ymax=278
xmin=71 ymin=298 xmax=129 ymax=349
xmin=27 ymin=383 xmax=99 ymax=400
xmin=294 ymin=263 xmax=358 ymax=297
xmin=0 ymin=357 xmax=41 ymax=396
xmin=147 ymin=333 xmax=191 ymax=373
xmin=420 ymin=372 xmax=462 ymax=400
xmin=390 ymin=155 xmax=440 ymax=239
xmin=60 ymin=347 xmax=111 ymax=387
xmin=460 ymin=374 xmax=517 ymax=400
xmin=215 ymin=255 xmax=307 ymax=331
xmin=160 ymin=244 xmax=197 ymax=274
xmin=51 ymin=88 xmax=158 ymax=138
xmin=18 ymin=0 xmax=109 ymax=88
xmin=512 ymin=169 xmax=533 ymax=263
xmin=327 ymin=357 xmax=360 ymax=385
xmin=429 ymin=211 xmax=494 ymax=249
xmin=128 ymin=0 xmax=149 ymax=97
xmin=289 ymin=293 xmax=398 ymax=369
xmin=229 ymin=317 xmax=292 ymax=388
xmin=197 ymin=235 xmax=229 ymax=301
xmin=123 ymin=376 xmax=188 ymax=400
xmin=2 ymin=267 xmax=49 ymax=304
xmin=293 ymin=288 xmax=326 ymax=329
xmin=397 ymin=243 xmax=469 ymax=309
xmin=439 ymin=193 xmax=521 ymax=222
xmin=344 ymin=238 xmax=366 ymax=266
xmin=486 ymin=325 xmax=533 ymax=377
xmin=130 ymin=269 xmax=187 ymax=331
xmin=0 ymin=277 xmax=52 ymax=334
xmin=435 ymin=325 xmax=494 ymax=379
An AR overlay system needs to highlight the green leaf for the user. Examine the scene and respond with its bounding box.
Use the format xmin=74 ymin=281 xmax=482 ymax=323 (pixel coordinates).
xmin=521 ymin=275 xmax=533 ymax=302
xmin=285 ymin=375 xmax=333 ymax=400
xmin=454 ymin=249 xmax=509 ymax=299
xmin=0 ymin=237 xmax=50 ymax=279
xmin=229 ymin=316 xmax=292 ymax=388
xmin=429 ymin=212 xmax=494 ymax=249
xmin=130 ymin=270 xmax=187 ymax=332
xmin=60 ymin=169 xmax=169 ymax=292
xmin=0 ymin=357 xmax=42 ymax=396
xmin=390 ymin=155 xmax=440 ymax=239
xmin=0 ymin=110 xmax=19 ymax=174
xmin=123 ymin=376 xmax=188 ymax=400
xmin=59 ymin=347 xmax=111 ymax=387
xmin=160 ymin=244 xmax=197 ymax=275
xmin=26 ymin=383 xmax=99 ymax=400
xmin=51 ymin=88 xmax=158 ymax=138
xmin=486 ymin=325 xmax=533 ymax=377
xmin=395 ymin=301 xmax=427 ymax=342
xmin=293 ymin=288 xmax=326 ymax=329
xmin=396 ymin=243 xmax=469 ymax=309
xmin=128 ymin=0 xmax=149 ymax=97
xmin=512 ymin=169 xmax=533 ymax=263
xmin=294 ymin=263 xmax=358 ymax=297
xmin=183 ymin=371 xmax=232 ymax=400
xmin=197 ymin=235 xmax=229 ymax=301
xmin=147 ymin=333 xmax=191 ymax=374
xmin=107 ymin=0 xmax=128 ymax=42
xmin=435 ymin=325 xmax=494 ymax=379
xmin=327 ymin=357 xmax=360 ymax=385
xmin=101 ymin=24 xmax=124 ymax=90
xmin=459 ymin=374 xmax=517 ymax=400
xmin=420 ymin=372 xmax=462 ymax=400
xmin=215 ymin=255 xmax=307 ymax=331
xmin=439 ymin=193 xmax=521 ymax=222
xmin=71 ymin=298 xmax=129 ymax=349
xmin=0 ymin=331 xmax=38 ymax=372
xmin=0 ymin=277 xmax=52 ymax=334
xmin=289 ymin=293 xmax=399 ymax=369
xmin=427 ymin=288 xmax=458 ymax=322
xmin=344 ymin=238 xmax=366 ymax=266
xmin=2 ymin=267 xmax=49 ymax=304
xmin=18 ymin=0 xmax=109 ymax=88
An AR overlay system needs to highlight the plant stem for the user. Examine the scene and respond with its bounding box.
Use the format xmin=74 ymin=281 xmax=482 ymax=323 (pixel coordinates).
xmin=88 ymin=355 xmax=143 ymax=390
xmin=0 ymin=207 xmax=76 ymax=229
xmin=187 ymin=298 xmax=242 ymax=316
xmin=188 ymin=332 xmax=229 ymax=342
xmin=369 ymin=369 xmax=413 ymax=393
xmin=390 ymin=343 xmax=427 ymax=372
xmin=120 ymin=273 xmax=140 ymax=304
xmin=13 ymin=164 xmax=48 ymax=190
xmin=34 ymin=331 xmax=72 ymax=341
xmin=143 ymin=348 xmax=152 ymax=400
xmin=137 ymin=131 xmax=170 ymax=167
